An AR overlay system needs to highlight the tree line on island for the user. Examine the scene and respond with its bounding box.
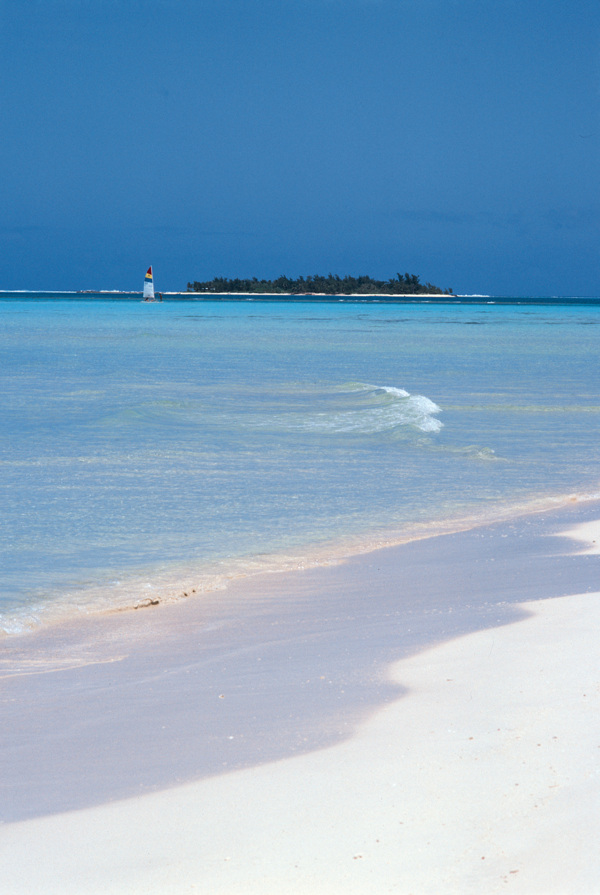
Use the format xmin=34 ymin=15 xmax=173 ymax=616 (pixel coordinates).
xmin=186 ymin=273 xmax=452 ymax=296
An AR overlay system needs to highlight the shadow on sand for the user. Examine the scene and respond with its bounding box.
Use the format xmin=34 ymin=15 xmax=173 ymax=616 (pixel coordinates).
xmin=1 ymin=501 xmax=598 ymax=822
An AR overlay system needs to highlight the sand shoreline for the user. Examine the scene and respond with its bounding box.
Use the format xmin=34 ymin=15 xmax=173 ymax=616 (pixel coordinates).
xmin=1 ymin=499 xmax=599 ymax=892
xmin=2 ymin=489 xmax=597 ymax=636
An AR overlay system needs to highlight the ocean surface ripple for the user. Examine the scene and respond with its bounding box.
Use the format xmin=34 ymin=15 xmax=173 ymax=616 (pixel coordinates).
xmin=0 ymin=295 xmax=598 ymax=632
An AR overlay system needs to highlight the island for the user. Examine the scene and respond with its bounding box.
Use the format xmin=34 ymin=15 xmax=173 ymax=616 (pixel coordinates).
xmin=186 ymin=273 xmax=452 ymax=296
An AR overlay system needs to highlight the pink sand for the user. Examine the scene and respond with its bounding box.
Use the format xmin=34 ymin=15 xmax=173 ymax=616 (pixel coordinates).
xmin=1 ymin=501 xmax=599 ymax=892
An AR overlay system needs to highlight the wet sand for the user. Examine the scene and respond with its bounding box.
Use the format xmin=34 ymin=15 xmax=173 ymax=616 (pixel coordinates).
xmin=1 ymin=501 xmax=599 ymax=892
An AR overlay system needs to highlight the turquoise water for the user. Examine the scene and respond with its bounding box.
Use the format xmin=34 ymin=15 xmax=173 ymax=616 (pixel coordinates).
xmin=1 ymin=295 xmax=599 ymax=632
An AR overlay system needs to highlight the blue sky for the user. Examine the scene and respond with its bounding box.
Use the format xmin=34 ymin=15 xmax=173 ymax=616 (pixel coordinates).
xmin=1 ymin=0 xmax=598 ymax=294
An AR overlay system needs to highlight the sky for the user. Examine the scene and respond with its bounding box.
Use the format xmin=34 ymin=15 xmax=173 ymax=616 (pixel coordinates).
xmin=1 ymin=0 xmax=599 ymax=295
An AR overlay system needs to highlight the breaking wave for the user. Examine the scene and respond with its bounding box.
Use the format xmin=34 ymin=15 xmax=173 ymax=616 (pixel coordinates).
xmin=251 ymin=383 xmax=443 ymax=435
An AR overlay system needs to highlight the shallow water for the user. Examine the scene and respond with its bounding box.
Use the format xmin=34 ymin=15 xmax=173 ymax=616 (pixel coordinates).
xmin=1 ymin=294 xmax=598 ymax=631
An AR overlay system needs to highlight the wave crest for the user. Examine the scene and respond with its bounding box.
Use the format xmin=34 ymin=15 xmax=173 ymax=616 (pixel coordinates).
xmin=253 ymin=383 xmax=443 ymax=436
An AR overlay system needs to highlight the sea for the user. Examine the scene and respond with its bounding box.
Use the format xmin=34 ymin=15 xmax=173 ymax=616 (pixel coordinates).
xmin=1 ymin=293 xmax=599 ymax=634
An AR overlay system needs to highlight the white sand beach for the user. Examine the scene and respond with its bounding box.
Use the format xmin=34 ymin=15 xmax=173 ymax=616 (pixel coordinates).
xmin=1 ymin=502 xmax=599 ymax=894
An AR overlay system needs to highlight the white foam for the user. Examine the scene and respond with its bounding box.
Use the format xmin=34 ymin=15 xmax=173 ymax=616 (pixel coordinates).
xmin=250 ymin=383 xmax=443 ymax=436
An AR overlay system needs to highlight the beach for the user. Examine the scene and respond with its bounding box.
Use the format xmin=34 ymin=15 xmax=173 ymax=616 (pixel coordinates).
xmin=1 ymin=498 xmax=599 ymax=893
xmin=1 ymin=294 xmax=599 ymax=892
xmin=3 ymin=0 xmax=600 ymax=883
